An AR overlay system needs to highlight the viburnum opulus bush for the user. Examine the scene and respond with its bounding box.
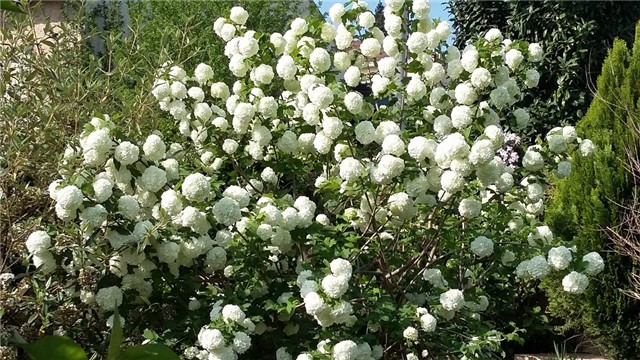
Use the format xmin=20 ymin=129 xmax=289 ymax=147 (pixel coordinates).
xmin=18 ymin=0 xmax=605 ymax=359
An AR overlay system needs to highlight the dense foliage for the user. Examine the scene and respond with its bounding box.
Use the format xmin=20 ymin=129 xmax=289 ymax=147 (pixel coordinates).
xmin=2 ymin=1 xmax=606 ymax=359
xmin=545 ymin=23 xmax=640 ymax=359
xmin=126 ymin=0 xmax=319 ymax=81
xmin=448 ymin=0 xmax=640 ymax=136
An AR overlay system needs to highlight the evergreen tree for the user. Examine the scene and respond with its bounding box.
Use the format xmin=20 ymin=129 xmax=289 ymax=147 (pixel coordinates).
xmin=374 ymin=1 xmax=386 ymax=35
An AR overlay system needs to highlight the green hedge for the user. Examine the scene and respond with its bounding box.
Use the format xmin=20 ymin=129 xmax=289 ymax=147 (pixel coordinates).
xmin=544 ymin=23 xmax=640 ymax=359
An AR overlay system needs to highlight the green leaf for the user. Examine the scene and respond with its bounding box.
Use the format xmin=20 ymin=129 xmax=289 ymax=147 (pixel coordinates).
xmin=20 ymin=336 xmax=88 ymax=360
xmin=117 ymin=344 xmax=180 ymax=360
xmin=0 ymin=0 xmax=25 ymax=13
xmin=107 ymin=307 xmax=124 ymax=360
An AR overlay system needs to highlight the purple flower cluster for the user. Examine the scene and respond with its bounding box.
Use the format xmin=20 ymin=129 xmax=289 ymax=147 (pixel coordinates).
xmin=497 ymin=132 xmax=521 ymax=168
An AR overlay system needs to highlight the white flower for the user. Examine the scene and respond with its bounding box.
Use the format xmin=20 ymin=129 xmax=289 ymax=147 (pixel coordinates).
xmin=406 ymin=77 xmax=426 ymax=101
xmin=490 ymin=86 xmax=511 ymax=109
xmin=461 ymin=48 xmax=478 ymax=72
xmin=407 ymin=32 xmax=429 ymax=54
xmin=423 ymin=268 xmax=448 ymax=288
xmin=582 ymin=252 xmax=605 ymax=276
xmin=205 ymin=247 xmax=227 ymax=270
xmin=114 ymin=141 xmax=139 ymax=165
xmin=384 ymin=12 xmax=403 ymax=36
xmin=340 ymin=157 xmax=365 ymax=182
xmin=420 ymin=313 xmax=437 ymax=332
xmin=335 ymin=25 xmax=353 ymax=50
xmin=143 ymin=134 xmax=166 ymax=162
xmin=470 ymin=67 xmax=492 ymax=88
xmin=505 ymin=49 xmax=524 ymax=70
xmin=440 ymin=170 xmax=465 ymax=194
xmin=321 ymin=22 xmax=337 ymax=42
xmin=333 ymin=340 xmax=358 ymax=360
xmin=556 ymin=161 xmax=572 ymax=178
xmin=470 ymin=236 xmax=494 ymax=258
xmin=358 ymin=11 xmax=375 ymax=28
xmin=304 ymin=291 xmax=326 ymax=315
xmin=321 ymin=274 xmax=349 ymax=298
xmin=527 ymin=255 xmax=550 ymax=279
xmin=56 ymin=185 xmax=83 ymax=210
xmin=525 ymin=69 xmax=540 ymax=88
xmin=253 ymin=64 xmax=274 ymax=85
xmin=310 ymin=85 xmax=334 ymax=109
xmin=458 ymin=198 xmax=481 ymax=219
xmin=450 ymin=105 xmax=473 ymax=129
xmin=440 ymin=289 xmax=465 ymax=311
xmin=344 ymin=66 xmax=361 ymax=87
xmin=160 ymin=190 xmax=183 ymax=216
xmin=579 ymin=139 xmax=596 ymax=157
xmin=139 ymin=166 xmax=167 ymax=192
xmin=387 ymin=192 xmax=416 ymax=219
xmin=522 ymin=149 xmax=544 ymax=172
xmin=229 ymin=6 xmax=248 ymax=25
xmin=95 ymin=286 xmax=123 ymax=311
xmin=310 ymin=48 xmax=331 ymax=73
xmin=484 ymin=28 xmax=503 ymax=42
xmin=276 ymin=55 xmax=297 ymax=80
xmin=199 ymin=327 xmax=225 ymax=351
xmin=291 ymin=18 xmax=308 ymax=35
xmin=469 ymin=139 xmax=495 ymax=165
xmin=360 ymin=38 xmax=381 ymax=58
xmin=182 ymin=173 xmax=210 ymax=202
xmin=118 ymin=195 xmax=140 ymax=220
xmin=502 ymin=250 xmax=516 ymax=265
xmin=548 ymin=246 xmax=572 ymax=270
xmin=562 ymin=271 xmax=589 ymax=294
xmin=377 ymin=57 xmax=396 ymax=77
xmin=381 ymin=134 xmax=405 ymax=156
xmin=329 ymin=3 xmax=345 ymax=22
xmin=454 ymin=83 xmax=476 ymax=105
xmin=322 ymin=116 xmax=343 ymax=140
xmin=344 ymin=91 xmax=364 ymax=114
xmin=212 ymin=197 xmax=242 ymax=226
xmin=26 ymin=231 xmax=51 ymax=255
xmin=547 ymin=134 xmax=567 ymax=154
xmin=194 ymin=63 xmax=214 ymax=84
xmin=232 ymin=332 xmax=252 ymax=354
xmin=408 ymin=136 xmax=436 ymax=161
xmin=330 ymin=258 xmax=352 ymax=278
xmin=355 ymin=121 xmax=376 ymax=145
xmin=222 ymin=304 xmax=246 ymax=324
xmin=222 ymin=139 xmax=239 ymax=155
xmin=80 ymin=205 xmax=108 ymax=228
xmin=528 ymin=43 xmax=543 ymax=62
xmin=333 ymin=52 xmax=351 ymax=71
xmin=403 ymin=326 xmax=419 ymax=340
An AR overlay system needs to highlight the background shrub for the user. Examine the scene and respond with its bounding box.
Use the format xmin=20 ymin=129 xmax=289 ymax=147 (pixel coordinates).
xmin=448 ymin=0 xmax=640 ymax=136
xmin=544 ymin=23 xmax=640 ymax=359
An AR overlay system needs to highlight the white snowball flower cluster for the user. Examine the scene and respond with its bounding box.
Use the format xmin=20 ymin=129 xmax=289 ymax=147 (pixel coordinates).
xmin=562 ymin=271 xmax=589 ymax=294
xmin=440 ymin=289 xmax=465 ymax=311
xmin=470 ymin=236 xmax=494 ymax=258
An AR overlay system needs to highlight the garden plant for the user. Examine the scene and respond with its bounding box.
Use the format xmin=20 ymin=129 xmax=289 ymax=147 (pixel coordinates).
xmin=2 ymin=0 xmax=606 ymax=359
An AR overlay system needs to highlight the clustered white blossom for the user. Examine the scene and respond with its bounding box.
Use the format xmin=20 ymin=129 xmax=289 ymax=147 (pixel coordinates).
xmin=26 ymin=2 xmax=603 ymax=359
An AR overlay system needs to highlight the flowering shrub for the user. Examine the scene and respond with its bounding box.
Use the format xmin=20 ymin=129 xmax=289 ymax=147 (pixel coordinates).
xmin=19 ymin=0 xmax=603 ymax=358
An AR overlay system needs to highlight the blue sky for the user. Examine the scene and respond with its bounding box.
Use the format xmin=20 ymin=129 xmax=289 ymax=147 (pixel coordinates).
xmin=315 ymin=0 xmax=451 ymax=22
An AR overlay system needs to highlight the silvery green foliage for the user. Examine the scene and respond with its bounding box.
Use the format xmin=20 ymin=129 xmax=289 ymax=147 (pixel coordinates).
xmin=27 ymin=0 xmax=602 ymax=358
